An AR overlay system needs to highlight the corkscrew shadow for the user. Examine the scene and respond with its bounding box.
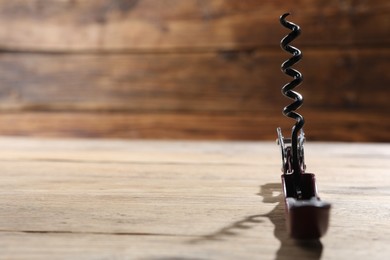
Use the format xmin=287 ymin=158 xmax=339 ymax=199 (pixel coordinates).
xmin=190 ymin=183 xmax=323 ymax=260
xmin=189 ymin=213 xmax=264 ymax=243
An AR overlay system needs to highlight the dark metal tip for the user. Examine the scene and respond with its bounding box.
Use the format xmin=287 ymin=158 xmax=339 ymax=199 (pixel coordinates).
xmin=280 ymin=13 xmax=291 ymax=20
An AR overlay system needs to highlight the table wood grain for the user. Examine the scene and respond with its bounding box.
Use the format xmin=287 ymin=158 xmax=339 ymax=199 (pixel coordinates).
xmin=0 ymin=138 xmax=389 ymax=259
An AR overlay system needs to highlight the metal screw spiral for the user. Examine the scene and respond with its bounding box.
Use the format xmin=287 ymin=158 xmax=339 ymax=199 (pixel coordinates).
xmin=280 ymin=13 xmax=305 ymax=175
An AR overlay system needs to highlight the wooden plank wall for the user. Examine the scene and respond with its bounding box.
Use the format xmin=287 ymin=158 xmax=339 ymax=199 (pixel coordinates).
xmin=0 ymin=0 xmax=388 ymax=141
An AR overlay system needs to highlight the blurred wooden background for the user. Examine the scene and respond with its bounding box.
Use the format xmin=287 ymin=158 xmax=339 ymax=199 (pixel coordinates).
xmin=0 ymin=0 xmax=388 ymax=141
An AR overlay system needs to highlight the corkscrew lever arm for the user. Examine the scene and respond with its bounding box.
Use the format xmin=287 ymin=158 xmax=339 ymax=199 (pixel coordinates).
xmin=277 ymin=13 xmax=330 ymax=240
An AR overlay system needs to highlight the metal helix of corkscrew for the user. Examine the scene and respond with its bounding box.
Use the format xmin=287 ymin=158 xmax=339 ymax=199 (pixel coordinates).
xmin=277 ymin=13 xmax=306 ymax=197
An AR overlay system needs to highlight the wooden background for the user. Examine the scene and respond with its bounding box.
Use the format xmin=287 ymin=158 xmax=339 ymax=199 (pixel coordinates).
xmin=0 ymin=0 xmax=388 ymax=141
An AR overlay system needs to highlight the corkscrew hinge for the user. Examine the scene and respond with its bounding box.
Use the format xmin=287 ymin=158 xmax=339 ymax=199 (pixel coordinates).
xmin=276 ymin=13 xmax=330 ymax=240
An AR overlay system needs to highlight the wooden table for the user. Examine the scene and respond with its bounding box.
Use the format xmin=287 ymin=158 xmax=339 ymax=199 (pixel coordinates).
xmin=0 ymin=138 xmax=389 ymax=259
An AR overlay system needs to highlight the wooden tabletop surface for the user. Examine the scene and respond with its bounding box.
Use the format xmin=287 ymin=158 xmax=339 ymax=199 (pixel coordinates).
xmin=0 ymin=137 xmax=389 ymax=259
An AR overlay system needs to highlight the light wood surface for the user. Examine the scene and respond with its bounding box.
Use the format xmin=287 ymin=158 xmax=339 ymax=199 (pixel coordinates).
xmin=0 ymin=137 xmax=389 ymax=259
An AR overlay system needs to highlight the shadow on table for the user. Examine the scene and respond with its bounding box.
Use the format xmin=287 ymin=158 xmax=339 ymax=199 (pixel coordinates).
xmin=190 ymin=183 xmax=323 ymax=260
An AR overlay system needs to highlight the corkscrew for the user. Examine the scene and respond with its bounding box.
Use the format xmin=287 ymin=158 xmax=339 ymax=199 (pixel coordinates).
xmin=276 ymin=13 xmax=330 ymax=240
